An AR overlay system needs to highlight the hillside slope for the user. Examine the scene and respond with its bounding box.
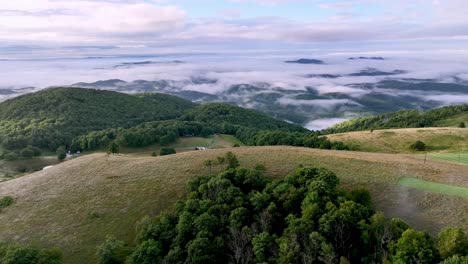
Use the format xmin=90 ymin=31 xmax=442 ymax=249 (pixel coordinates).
xmin=0 ymin=147 xmax=466 ymax=263
xmin=182 ymin=103 xmax=307 ymax=132
xmin=327 ymin=104 xmax=468 ymax=133
xmin=0 ymin=88 xmax=197 ymax=151
xmin=327 ymin=127 xmax=468 ymax=153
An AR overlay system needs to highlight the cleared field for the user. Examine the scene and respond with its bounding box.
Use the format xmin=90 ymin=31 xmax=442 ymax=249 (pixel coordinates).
xmin=0 ymin=147 xmax=466 ymax=263
xmin=400 ymin=177 xmax=468 ymax=198
xmin=120 ymin=134 xmax=243 ymax=156
xmin=428 ymin=152 xmax=468 ymax=165
xmin=327 ymin=127 xmax=468 ymax=153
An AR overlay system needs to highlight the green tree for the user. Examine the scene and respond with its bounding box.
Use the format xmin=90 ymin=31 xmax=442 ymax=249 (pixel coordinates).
xmin=127 ymin=240 xmax=163 ymax=264
xmin=252 ymin=232 xmax=277 ymax=263
xmin=186 ymin=237 xmax=219 ymax=264
xmin=36 ymin=248 xmax=62 ymax=264
xmin=409 ymin=141 xmax=426 ymax=151
xmin=349 ymin=187 xmax=373 ymax=209
xmin=96 ymin=236 xmax=126 ymax=264
xmin=20 ymin=147 xmax=35 ymax=158
xmin=459 ymin=122 xmax=466 ymax=128
xmin=438 ymin=227 xmax=468 ymax=259
xmin=392 ymin=229 xmax=439 ymax=264
xmin=56 ymin=146 xmax=66 ymax=161
xmin=160 ymin=147 xmax=176 ymax=156
xmin=440 ymin=255 xmax=468 ymax=264
xmin=225 ymin=151 xmax=240 ymax=169
xmin=0 ymin=196 xmax=14 ymax=209
xmin=2 ymin=246 xmax=39 ymax=264
xmin=0 ymin=244 xmax=61 ymax=264
xmin=3 ymin=151 xmax=18 ymax=161
xmin=109 ymin=141 xmax=120 ymax=155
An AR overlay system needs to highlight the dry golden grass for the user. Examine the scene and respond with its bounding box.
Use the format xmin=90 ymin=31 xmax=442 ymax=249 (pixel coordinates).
xmin=327 ymin=127 xmax=468 ymax=153
xmin=0 ymin=146 xmax=467 ymax=263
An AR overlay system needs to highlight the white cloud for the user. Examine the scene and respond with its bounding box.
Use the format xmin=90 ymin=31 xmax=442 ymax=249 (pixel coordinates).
xmin=278 ymin=97 xmax=361 ymax=108
xmin=305 ymin=118 xmax=349 ymax=130
xmin=423 ymin=94 xmax=468 ymax=105
xmin=0 ymin=0 xmax=186 ymax=43
xmin=1 ymin=0 xmax=468 ymax=47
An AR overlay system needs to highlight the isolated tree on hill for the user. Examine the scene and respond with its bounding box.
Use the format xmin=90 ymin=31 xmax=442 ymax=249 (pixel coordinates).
xmin=56 ymin=146 xmax=67 ymax=161
xmin=459 ymin=122 xmax=466 ymax=128
xmin=109 ymin=141 xmax=120 ymax=155
xmin=160 ymin=147 xmax=176 ymax=156
xmin=409 ymin=141 xmax=426 ymax=151
xmin=225 ymin=151 xmax=240 ymax=169
xmin=203 ymin=160 xmax=213 ymax=174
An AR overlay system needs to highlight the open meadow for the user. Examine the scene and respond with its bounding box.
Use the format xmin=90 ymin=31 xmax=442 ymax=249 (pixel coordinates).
xmin=327 ymin=127 xmax=468 ymax=153
xmin=0 ymin=146 xmax=466 ymax=263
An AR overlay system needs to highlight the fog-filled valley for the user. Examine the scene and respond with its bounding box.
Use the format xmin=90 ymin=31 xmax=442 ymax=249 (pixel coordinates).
xmin=2 ymin=1 xmax=468 ymax=263
xmin=2 ymin=50 xmax=468 ymax=130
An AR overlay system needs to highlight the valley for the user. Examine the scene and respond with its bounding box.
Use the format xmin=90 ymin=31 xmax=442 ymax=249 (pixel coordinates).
xmin=2 ymin=1 xmax=468 ymax=262
xmin=0 ymin=87 xmax=466 ymax=264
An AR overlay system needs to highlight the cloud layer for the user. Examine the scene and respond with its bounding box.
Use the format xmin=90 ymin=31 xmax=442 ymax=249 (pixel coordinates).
xmin=1 ymin=0 xmax=468 ymax=50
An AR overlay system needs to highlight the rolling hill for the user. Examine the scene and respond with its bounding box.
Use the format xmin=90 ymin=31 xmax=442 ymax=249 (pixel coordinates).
xmin=0 ymin=88 xmax=197 ymax=151
xmin=326 ymin=104 xmax=468 ymax=133
xmin=69 ymin=78 xmax=468 ymax=128
xmin=0 ymin=147 xmax=466 ymax=263
xmin=327 ymin=127 xmax=468 ymax=154
xmin=181 ymin=103 xmax=307 ymax=132
xmin=0 ymin=87 xmax=306 ymax=156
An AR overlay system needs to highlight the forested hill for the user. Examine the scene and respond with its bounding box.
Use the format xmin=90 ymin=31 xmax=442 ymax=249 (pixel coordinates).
xmin=181 ymin=103 xmax=307 ymax=133
xmin=325 ymin=104 xmax=468 ymax=133
xmin=0 ymin=88 xmax=307 ymax=153
xmin=0 ymin=87 xmax=197 ymax=151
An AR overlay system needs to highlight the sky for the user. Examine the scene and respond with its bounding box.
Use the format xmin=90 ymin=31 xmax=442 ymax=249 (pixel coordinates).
xmin=1 ymin=0 xmax=468 ymax=58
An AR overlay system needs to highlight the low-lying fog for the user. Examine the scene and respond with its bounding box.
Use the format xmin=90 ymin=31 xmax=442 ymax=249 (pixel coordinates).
xmin=1 ymin=49 xmax=468 ymax=130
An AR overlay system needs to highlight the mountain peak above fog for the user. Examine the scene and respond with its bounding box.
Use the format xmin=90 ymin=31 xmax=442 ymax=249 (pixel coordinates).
xmin=285 ymin=59 xmax=325 ymax=64
xmin=348 ymin=57 xmax=385 ymax=60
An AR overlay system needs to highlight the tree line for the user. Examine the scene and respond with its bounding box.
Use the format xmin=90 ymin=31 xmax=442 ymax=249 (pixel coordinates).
xmin=68 ymin=121 xmax=349 ymax=154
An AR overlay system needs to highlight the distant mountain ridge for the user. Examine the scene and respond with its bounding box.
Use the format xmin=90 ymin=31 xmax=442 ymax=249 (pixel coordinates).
xmin=348 ymin=56 xmax=385 ymax=60
xmin=284 ymin=58 xmax=325 ymax=64
xmin=71 ymin=77 xmax=468 ymax=128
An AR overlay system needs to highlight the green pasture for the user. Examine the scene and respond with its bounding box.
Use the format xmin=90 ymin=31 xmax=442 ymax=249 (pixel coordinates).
xmin=400 ymin=177 xmax=468 ymax=198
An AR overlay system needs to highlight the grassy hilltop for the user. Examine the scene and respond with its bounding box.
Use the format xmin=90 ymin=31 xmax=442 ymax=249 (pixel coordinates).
xmin=0 ymin=146 xmax=466 ymax=263
xmin=327 ymin=127 xmax=468 ymax=154
xmin=327 ymin=104 xmax=468 ymax=133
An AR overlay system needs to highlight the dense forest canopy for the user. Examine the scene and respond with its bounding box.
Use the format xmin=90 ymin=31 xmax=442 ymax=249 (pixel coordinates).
xmin=1 ymin=88 xmax=351 ymax=160
xmin=180 ymin=103 xmax=307 ymax=133
xmin=0 ymin=88 xmax=196 ymax=151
